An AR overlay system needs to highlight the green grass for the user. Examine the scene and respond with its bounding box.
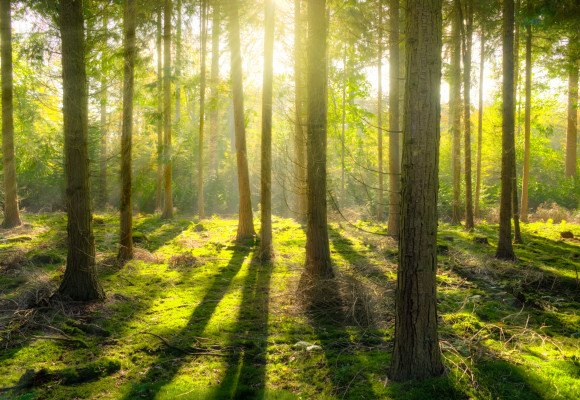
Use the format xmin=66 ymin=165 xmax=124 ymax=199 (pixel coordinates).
xmin=1 ymin=213 xmax=579 ymax=399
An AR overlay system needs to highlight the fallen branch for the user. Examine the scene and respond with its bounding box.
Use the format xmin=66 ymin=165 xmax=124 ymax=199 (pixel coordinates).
xmin=137 ymin=331 xmax=227 ymax=357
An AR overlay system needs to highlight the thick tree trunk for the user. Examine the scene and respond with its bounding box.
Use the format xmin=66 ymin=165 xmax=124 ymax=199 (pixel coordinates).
xmin=162 ymin=0 xmax=173 ymax=219
xmin=495 ymin=0 xmax=517 ymax=261
xmin=118 ymin=0 xmax=136 ymax=262
xmin=511 ymin=0 xmax=522 ymax=243
xmin=450 ymin=0 xmax=462 ymax=226
xmin=198 ymin=0 xmax=207 ymax=219
xmin=58 ymin=0 xmax=104 ymax=301
xmin=209 ymin=3 xmax=220 ymax=176
xmin=565 ymin=41 xmax=579 ymax=178
xmin=260 ymin=0 xmax=275 ymax=262
xmin=228 ymin=0 xmax=255 ymax=239
xmin=521 ymin=24 xmax=531 ymax=223
xmin=390 ymin=0 xmax=444 ymax=382
xmin=300 ymin=0 xmax=333 ymax=288
xmin=462 ymin=0 xmax=474 ymax=230
xmin=387 ymin=0 xmax=400 ymax=237
xmin=175 ymin=0 xmax=181 ymax=130
xmin=377 ymin=0 xmax=384 ymax=222
xmin=475 ymin=24 xmax=484 ymax=219
xmin=1 ymin=0 xmax=21 ymax=228
xmin=294 ymin=0 xmax=307 ymax=220
xmin=98 ymin=10 xmax=108 ymax=210
xmin=156 ymin=7 xmax=163 ymax=211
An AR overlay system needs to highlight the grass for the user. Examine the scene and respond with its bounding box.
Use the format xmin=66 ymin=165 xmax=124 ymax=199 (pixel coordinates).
xmin=0 ymin=212 xmax=579 ymax=399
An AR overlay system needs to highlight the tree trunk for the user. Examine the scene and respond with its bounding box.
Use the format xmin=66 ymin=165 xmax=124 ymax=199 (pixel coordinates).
xmin=260 ymin=0 xmax=275 ymax=262
xmin=162 ymin=0 xmax=173 ymax=219
xmin=495 ymin=0 xmax=517 ymax=261
xmin=294 ymin=0 xmax=307 ymax=220
xmin=199 ymin=0 xmax=207 ymax=219
xmin=98 ymin=9 xmax=108 ymax=210
xmin=565 ymin=41 xmax=579 ymax=178
xmin=450 ymin=0 xmax=462 ymax=226
xmin=58 ymin=0 xmax=104 ymax=301
xmin=228 ymin=0 xmax=255 ymax=239
xmin=377 ymin=0 xmax=384 ymax=222
xmin=462 ymin=0 xmax=474 ymax=230
xmin=175 ymin=0 xmax=181 ymax=131
xmin=156 ymin=6 xmax=163 ymax=212
xmin=390 ymin=0 xmax=444 ymax=382
xmin=511 ymin=0 xmax=522 ymax=244
xmin=300 ymin=0 xmax=334 ymax=289
xmin=520 ymin=24 xmax=531 ymax=223
xmin=1 ymin=0 xmax=21 ymax=228
xmin=475 ymin=24 xmax=484 ymax=219
xmin=118 ymin=0 xmax=136 ymax=262
xmin=387 ymin=0 xmax=400 ymax=237
xmin=341 ymin=44 xmax=347 ymax=208
xmin=209 ymin=3 xmax=220 ymax=176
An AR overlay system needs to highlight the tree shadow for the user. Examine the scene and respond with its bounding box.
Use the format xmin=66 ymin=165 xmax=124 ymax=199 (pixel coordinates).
xmin=132 ymin=216 xmax=193 ymax=253
xmin=121 ymin=242 xmax=253 ymax=399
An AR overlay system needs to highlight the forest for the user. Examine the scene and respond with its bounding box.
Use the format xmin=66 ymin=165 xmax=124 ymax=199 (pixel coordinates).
xmin=0 ymin=0 xmax=579 ymax=398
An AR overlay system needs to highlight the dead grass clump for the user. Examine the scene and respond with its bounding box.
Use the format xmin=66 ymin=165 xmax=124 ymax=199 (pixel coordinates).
xmin=0 ymin=251 xmax=28 ymax=273
xmin=133 ymin=247 xmax=162 ymax=263
xmin=168 ymin=252 xmax=199 ymax=269
xmin=532 ymin=202 xmax=573 ymax=223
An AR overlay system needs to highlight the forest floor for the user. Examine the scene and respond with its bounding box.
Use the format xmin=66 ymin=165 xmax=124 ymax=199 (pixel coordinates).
xmin=0 ymin=212 xmax=579 ymax=399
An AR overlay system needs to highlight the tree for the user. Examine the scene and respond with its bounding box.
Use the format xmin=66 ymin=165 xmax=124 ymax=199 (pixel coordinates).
xmin=565 ymin=39 xmax=578 ymax=178
xmin=475 ymin=21 xmax=484 ymax=219
xmin=299 ymin=0 xmax=334 ymax=294
xmin=198 ymin=0 xmax=207 ymax=219
xmin=461 ymin=0 xmax=474 ymax=230
xmin=118 ymin=0 xmax=136 ymax=262
xmin=156 ymin=6 xmax=163 ymax=211
xmin=390 ymin=0 xmax=444 ymax=382
xmin=377 ymin=0 xmax=384 ymax=221
xmin=259 ymin=0 xmax=275 ymax=262
xmin=495 ymin=0 xmax=517 ymax=261
xmin=209 ymin=3 xmax=220 ymax=176
xmin=1 ymin=0 xmax=22 ymax=228
xmin=450 ymin=0 xmax=462 ymax=226
xmin=387 ymin=0 xmax=400 ymax=237
xmin=228 ymin=0 xmax=255 ymax=239
xmin=98 ymin=9 xmax=108 ymax=210
xmin=162 ymin=0 xmax=173 ymax=219
xmin=520 ymin=23 xmax=532 ymax=223
xmin=294 ymin=0 xmax=307 ymax=219
xmin=57 ymin=0 xmax=104 ymax=301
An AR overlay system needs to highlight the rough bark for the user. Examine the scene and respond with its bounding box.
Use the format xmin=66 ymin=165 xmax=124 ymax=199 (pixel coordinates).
xmin=462 ymin=0 xmax=474 ymax=230
xmin=209 ymin=3 xmax=220 ymax=176
xmin=377 ymin=0 xmax=384 ymax=221
xmin=260 ymin=0 xmax=275 ymax=262
xmin=98 ymin=10 xmax=108 ymax=210
xmin=161 ymin=0 xmax=173 ymax=219
xmin=156 ymin=7 xmax=163 ymax=211
xmin=199 ymin=0 xmax=207 ymax=219
xmin=294 ymin=0 xmax=307 ymax=220
xmin=228 ymin=0 xmax=255 ymax=239
xmin=450 ymin=0 xmax=462 ymax=226
xmin=58 ymin=0 xmax=104 ymax=301
xmin=118 ymin=0 xmax=136 ymax=262
xmin=1 ymin=0 xmax=21 ymax=228
xmin=175 ymin=0 xmax=181 ymax=130
xmin=475 ymin=24 xmax=484 ymax=219
xmin=390 ymin=0 xmax=444 ymax=382
xmin=495 ymin=0 xmax=517 ymax=261
xmin=520 ymin=24 xmax=531 ymax=223
xmin=565 ymin=41 xmax=579 ymax=178
xmin=387 ymin=0 xmax=400 ymax=237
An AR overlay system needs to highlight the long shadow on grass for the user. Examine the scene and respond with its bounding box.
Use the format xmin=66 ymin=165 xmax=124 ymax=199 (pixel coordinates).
xmin=122 ymin=242 xmax=253 ymax=399
xmin=208 ymin=254 xmax=272 ymax=399
xmin=132 ymin=216 xmax=193 ymax=253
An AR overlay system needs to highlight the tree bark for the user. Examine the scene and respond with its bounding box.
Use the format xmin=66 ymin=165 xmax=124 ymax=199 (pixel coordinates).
xmin=1 ymin=0 xmax=21 ymax=228
xmin=520 ymin=24 xmax=531 ymax=223
xmin=495 ymin=0 xmax=517 ymax=261
xmin=118 ymin=0 xmax=136 ymax=262
xmin=565 ymin=41 xmax=579 ymax=178
xmin=387 ymin=0 xmax=400 ymax=237
xmin=294 ymin=0 xmax=307 ymax=220
xmin=260 ymin=0 xmax=275 ymax=262
xmin=377 ymin=0 xmax=384 ymax=222
xmin=450 ymin=0 xmax=462 ymax=226
xmin=58 ymin=0 xmax=104 ymax=301
xmin=161 ymin=0 xmax=173 ymax=219
xmin=198 ymin=0 xmax=207 ymax=219
xmin=341 ymin=44 xmax=347 ymax=208
xmin=390 ymin=0 xmax=444 ymax=382
xmin=175 ymin=0 xmax=181 ymax=131
xmin=98 ymin=9 xmax=108 ymax=210
xmin=209 ymin=3 xmax=220 ymax=176
xmin=156 ymin=6 xmax=163 ymax=212
xmin=475 ymin=24 xmax=484 ymax=219
xmin=228 ymin=0 xmax=255 ymax=239
xmin=462 ymin=0 xmax=474 ymax=230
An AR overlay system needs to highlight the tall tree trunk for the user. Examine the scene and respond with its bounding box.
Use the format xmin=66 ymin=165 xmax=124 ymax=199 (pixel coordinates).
xmin=565 ymin=40 xmax=579 ymax=178
xmin=390 ymin=0 xmax=444 ymax=382
xmin=299 ymin=0 xmax=334 ymax=292
xmin=475 ymin=24 xmax=484 ymax=219
xmin=199 ymin=0 xmax=207 ymax=219
xmin=156 ymin=7 xmax=163 ymax=211
xmin=294 ymin=0 xmax=307 ymax=219
xmin=514 ymin=0 xmax=520 ymax=136
xmin=387 ymin=0 xmax=400 ymax=237
xmin=161 ymin=0 xmax=173 ymax=219
xmin=175 ymin=0 xmax=181 ymax=130
xmin=228 ymin=0 xmax=255 ymax=239
xmin=341 ymin=44 xmax=347 ymax=208
xmin=1 ymin=0 xmax=21 ymax=228
xmin=462 ymin=0 xmax=474 ymax=230
xmin=450 ymin=0 xmax=462 ymax=226
xmin=118 ymin=0 xmax=136 ymax=262
xmin=520 ymin=24 xmax=531 ymax=223
xmin=260 ymin=0 xmax=275 ymax=262
xmin=209 ymin=3 xmax=220 ymax=176
xmin=377 ymin=0 xmax=384 ymax=221
xmin=98 ymin=9 xmax=108 ymax=210
xmin=495 ymin=0 xmax=517 ymax=260
xmin=58 ymin=0 xmax=104 ymax=301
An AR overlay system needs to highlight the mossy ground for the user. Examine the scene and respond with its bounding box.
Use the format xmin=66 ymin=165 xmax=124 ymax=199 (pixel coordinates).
xmin=1 ymin=212 xmax=579 ymax=399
